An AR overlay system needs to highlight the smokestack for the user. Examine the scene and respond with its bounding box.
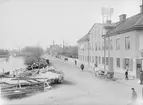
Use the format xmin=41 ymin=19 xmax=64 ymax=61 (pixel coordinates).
xmin=140 ymin=5 xmax=143 ymax=14
xmin=106 ymin=20 xmax=112 ymax=24
xmin=119 ymin=14 xmax=126 ymax=21
xmin=53 ymin=40 xmax=55 ymax=45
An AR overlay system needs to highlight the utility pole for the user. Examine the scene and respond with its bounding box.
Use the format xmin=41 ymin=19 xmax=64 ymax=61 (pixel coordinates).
xmin=63 ymin=40 xmax=64 ymax=55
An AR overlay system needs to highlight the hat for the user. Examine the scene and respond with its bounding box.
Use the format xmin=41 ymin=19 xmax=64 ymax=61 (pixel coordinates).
xmin=131 ymin=88 xmax=134 ymax=90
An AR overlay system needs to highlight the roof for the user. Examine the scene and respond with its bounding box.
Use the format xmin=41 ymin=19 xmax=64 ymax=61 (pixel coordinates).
xmin=77 ymin=23 xmax=103 ymax=43
xmin=108 ymin=13 xmax=143 ymax=36
xmin=77 ymin=34 xmax=89 ymax=43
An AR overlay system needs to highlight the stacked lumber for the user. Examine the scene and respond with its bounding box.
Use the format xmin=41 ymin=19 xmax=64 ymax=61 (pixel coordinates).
xmin=0 ymin=65 xmax=64 ymax=99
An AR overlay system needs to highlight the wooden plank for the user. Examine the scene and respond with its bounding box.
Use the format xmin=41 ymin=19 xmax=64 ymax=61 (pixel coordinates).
xmin=32 ymin=79 xmax=41 ymax=82
xmin=11 ymin=77 xmax=50 ymax=80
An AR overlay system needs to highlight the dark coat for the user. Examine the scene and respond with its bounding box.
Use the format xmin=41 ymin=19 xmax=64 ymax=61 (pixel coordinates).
xmin=80 ymin=64 xmax=84 ymax=69
xmin=125 ymin=71 xmax=128 ymax=76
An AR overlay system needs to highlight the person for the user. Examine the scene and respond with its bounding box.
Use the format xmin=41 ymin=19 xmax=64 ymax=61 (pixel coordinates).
xmin=93 ymin=64 xmax=97 ymax=75
xmin=140 ymin=70 xmax=143 ymax=84
xmin=75 ymin=60 xmax=77 ymax=65
xmin=80 ymin=64 xmax=84 ymax=72
xmin=131 ymin=88 xmax=137 ymax=104
xmin=125 ymin=69 xmax=128 ymax=80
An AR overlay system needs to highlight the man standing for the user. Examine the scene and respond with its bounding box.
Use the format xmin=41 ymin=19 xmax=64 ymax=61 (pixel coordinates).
xmin=125 ymin=69 xmax=128 ymax=80
xmin=75 ymin=60 xmax=77 ymax=65
xmin=93 ymin=64 xmax=97 ymax=76
xmin=80 ymin=64 xmax=84 ymax=72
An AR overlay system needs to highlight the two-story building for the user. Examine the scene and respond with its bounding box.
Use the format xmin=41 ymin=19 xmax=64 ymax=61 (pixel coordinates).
xmin=77 ymin=5 xmax=143 ymax=78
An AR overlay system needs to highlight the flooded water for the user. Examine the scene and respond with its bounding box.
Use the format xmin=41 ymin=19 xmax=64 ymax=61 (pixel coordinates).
xmin=0 ymin=56 xmax=25 ymax=73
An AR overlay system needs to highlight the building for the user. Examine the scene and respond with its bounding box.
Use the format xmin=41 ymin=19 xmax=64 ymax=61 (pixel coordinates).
xmin=49 ymin=44 xmax=63 ymax=56
xmin=77 ymin=5 xmax=143 ymax=78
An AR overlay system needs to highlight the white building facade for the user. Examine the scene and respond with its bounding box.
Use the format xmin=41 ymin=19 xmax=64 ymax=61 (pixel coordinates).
xmin=77 ymin=5 xmax=143 ymax=78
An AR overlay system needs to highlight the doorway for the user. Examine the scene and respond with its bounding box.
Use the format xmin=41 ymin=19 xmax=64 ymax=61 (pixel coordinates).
xmin=109 ymin=57 xmax=114 ymax=72
xmin=136 ymin=59 xmax=142 ymax=78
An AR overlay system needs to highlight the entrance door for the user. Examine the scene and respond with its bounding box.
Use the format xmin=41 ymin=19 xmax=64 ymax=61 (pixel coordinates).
xmin=95 ymin=56 xmax=98 ymax=66
xmin=136 ymin=59 xmax=142 ymax=78
xmin=109 ymin=57 xmax=114 ymax=72
xmin=110 ymin=57 xmax=114 ymax=71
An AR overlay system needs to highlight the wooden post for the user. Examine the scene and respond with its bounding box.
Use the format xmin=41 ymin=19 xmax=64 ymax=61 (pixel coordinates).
xmin=142 ymin=87 xmax=143 ymax=99
xmin=44 ymin=77 xmax=45 ymax=91
xmin=18 ymin=77 xmax=21 ymax=89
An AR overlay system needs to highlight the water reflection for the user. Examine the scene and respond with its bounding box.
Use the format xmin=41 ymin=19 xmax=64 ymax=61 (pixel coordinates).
xmin=0 ymin=56 xmax=25 ymax=73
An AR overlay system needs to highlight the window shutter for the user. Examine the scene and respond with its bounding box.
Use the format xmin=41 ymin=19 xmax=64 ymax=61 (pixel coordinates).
xmin=129 ymin=59 xmax=133 ymax=71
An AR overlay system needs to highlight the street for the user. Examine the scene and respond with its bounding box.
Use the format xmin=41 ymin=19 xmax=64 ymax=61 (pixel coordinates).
xmin=5 ymin=57 xmax=142 ymax=105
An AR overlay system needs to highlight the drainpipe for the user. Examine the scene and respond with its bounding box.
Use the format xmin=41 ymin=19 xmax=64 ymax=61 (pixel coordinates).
xmin=88 ymin=39 xmax=90 ymax=67
xmin=108 ymin=35 xmax=111 ymax=72
xmin=104 ymin=37 xmax=106 ymax=71
xmin=102 ymin=35 xmax=106 ymax=71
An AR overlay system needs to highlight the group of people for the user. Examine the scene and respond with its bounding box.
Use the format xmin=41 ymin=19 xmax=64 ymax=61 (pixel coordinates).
xmin=125 ymin=68 xmax=143 ymax=85
xmin=74 ymin=60 xmax=85 ymax=72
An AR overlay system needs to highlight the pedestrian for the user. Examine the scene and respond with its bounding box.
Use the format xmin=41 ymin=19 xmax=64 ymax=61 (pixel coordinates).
xmin=131 ymin=88 xmax=137 ymax=104
xmin=140 ymin=70 xmax=143 ymax=84
xmin=80 ymin=64 xmax=84 ymax=72
xmin=125 ymin=69 xmax=129 ymax=80
xmin=75 ymin=60 xmax=77 ymax=65
xmin=93 ymin=64 xmax=97 ymax=75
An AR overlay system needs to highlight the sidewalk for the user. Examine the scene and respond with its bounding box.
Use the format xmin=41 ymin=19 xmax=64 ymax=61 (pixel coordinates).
xmin=51 ymin=56 xmax=142 ymax=88
xmin=114 ymin=72 xmax=141 ymax=87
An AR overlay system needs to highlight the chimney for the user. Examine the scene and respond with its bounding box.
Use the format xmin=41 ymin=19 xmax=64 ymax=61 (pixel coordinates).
xmin=106 ymin=20 xmax=112 ymax=24
xmin=119 ymin=14 xmax=126 ymax=21
xmin=140 ymin=5 xmax=143 ymax=14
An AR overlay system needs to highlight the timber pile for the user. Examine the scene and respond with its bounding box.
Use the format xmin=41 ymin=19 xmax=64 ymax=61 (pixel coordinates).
xmin=0 ymin=65 xmax=64 ymax=99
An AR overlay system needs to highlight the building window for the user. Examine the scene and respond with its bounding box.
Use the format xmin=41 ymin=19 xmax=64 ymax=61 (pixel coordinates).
xmin=110 ymin=39 xmax=113 ymax=50
xmin=102 ymin=41 xmax=104 ymax=50
xmin=124 ymin=58 xmax=129 ymax=69
xmin=92 ymin=43 xmax=94 ymax=51
xmin=99 ymin=56 xmax=101 ymax=64
xmin=96 ymin=56 xmax=98 ymax=65
xmin=125 ymin=37 xmax=130 ymax=50
xmin=116 ymin=58 xmax=120 ymax=68
xmin=99 ymin=42 xmax=101 ymax=50
xmin=106 ymin=57 xmax=108 ymax=65
xmin=102 ymin=57 xmax=105 ymax=64
xmin=92 ymin=56 xmax=94 ymax=63
xmin=95 ymin=42 xmax=97 ymax=51
xmin=116 ymin=38 xmax=120 ymax=50
xmin=87 ymin=56 xmax=89 ymax=62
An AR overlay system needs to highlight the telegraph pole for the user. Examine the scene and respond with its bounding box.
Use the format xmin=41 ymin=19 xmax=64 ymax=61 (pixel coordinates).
xmin=63 ymin=40 xmax=65 ymax=55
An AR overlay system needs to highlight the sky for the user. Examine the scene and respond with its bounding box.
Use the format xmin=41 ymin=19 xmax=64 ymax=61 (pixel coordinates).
xmin=0 ymin=0 xmax=141 ymax=50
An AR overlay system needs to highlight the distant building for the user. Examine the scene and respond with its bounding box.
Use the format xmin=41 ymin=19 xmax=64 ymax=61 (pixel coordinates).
xmin=77 ymin=5 xmax=143 ymax=78
xmin=49 ymin=44 xmax=63 ymax=55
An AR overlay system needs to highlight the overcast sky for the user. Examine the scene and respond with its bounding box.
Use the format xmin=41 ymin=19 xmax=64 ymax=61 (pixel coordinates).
xmin=0 ymin=0 xmax=141 ymax=50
